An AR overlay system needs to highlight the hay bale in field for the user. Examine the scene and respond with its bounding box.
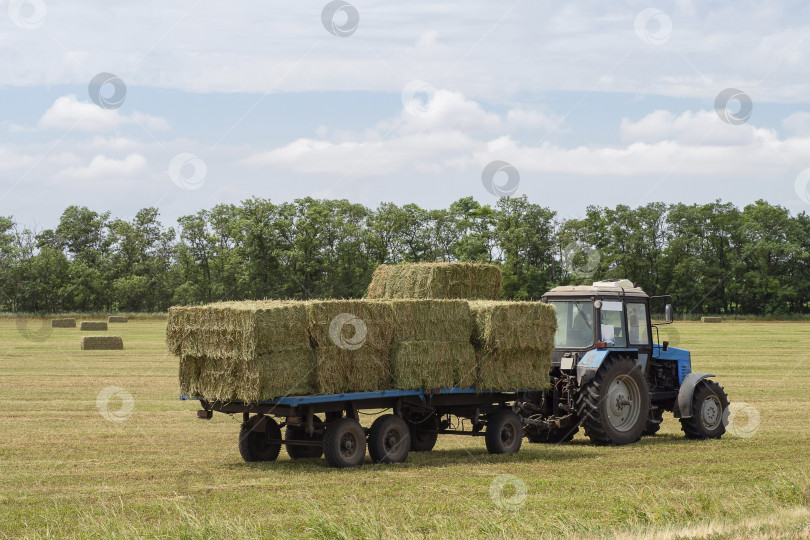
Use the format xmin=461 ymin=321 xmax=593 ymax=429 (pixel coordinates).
xmin=366 ymin=262 xmax=502 ymax=300
xmin=388 ymin=299 xmax=477 ymax=389
xmin=81 ymin=336 xmax=123 ymax=350
xmin=80 ymin=321 xmax=107 ymax=331
xmin=108 ymin=315 xmax=128 ymax=323
xmin=307 ymin=300 xmax=394 ymax=394
xmin=169 ymin=301 xmax=316 ymax=403
xmin=52 ymin=318 xmax=76 ymax=328
xmin=701 ymin=316 xmax=722 ymax=323
xmin=469 ymin=301 xmax=556 ymax=390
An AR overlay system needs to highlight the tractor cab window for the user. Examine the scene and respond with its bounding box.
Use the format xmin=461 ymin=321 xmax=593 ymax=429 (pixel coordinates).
xmin=549 ymin=301 xmax=594 ymax=348
xmin=627 ymin=303 xmax=649 ymax=345
xmin=599 ymin=300 xmax=627 ymax=347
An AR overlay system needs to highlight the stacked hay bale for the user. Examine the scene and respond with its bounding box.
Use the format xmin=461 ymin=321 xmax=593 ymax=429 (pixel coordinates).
xmin=81 ymin=336 xmax=123 ymax=350
xmin=52 ymin=318 xmax=76 ymax=328
xmin=389 ymin=300 xmax=476 ymax=389
xmin=469 ymin=301 xmax=557 ymax=390
xmin=168 ymin=301 xmax=315 ymax=403
xmin=80 ymin=321 xmax=107 ymax=331
xmin=367 ymin=262 xmax=502 ymax=300
xmin=306 ymin=300 xmax=394 ymax=394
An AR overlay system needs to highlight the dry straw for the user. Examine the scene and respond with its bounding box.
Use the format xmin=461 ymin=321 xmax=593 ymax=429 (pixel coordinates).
xmin=108 ymin=316 xmax=128 ymax=323
xmin=468 ymin=301 xmax=557 ymax=390
xmin=52 ymin=318 xmax=76 ymax=328
xmin=367 ymin=262 xmax=502 ymax=300
xmin=80 ymin=321 xmax=108 ymax=331
xmin=170 ymin=301 xmax=315 ymax=403
xmin=307 ymin=300 xmax=394 ymax=394
xmin=81 ymin=336 xmax=123 ymax=350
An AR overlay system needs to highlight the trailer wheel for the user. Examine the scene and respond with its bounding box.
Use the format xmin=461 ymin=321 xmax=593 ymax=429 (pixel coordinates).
xmin=680 ymin=380 xmax=728 ymax=439
xmin=576 ymin=356 xmax=650 ymax=445
xmin=525 ymin=425 xmax=578 ymax=444
xmin=643 ymin=408 xmax=664 ymax=436
xmin=238 ymin=415 xmax=282 ymax=462
xmin=285 ymin=417 xmax=325 ymax=460
xmin=368 ymin=415 xmax=411 ymax=464
xmin=323 ymin=418 xmax=366 ymax=468
xmin=407 ymin=413 xmax=439 ymax=452
xmin=485 ymin=410 xmax=523 ymax=455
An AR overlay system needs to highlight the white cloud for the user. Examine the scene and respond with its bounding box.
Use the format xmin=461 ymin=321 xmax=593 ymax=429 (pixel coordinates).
xmin=620 ymin=110 xmax=778 ymax=146
xmin=56 ymin=153 xmax=148 ymax=181
xmin=38 ymin=95 xmax=170 ymax=133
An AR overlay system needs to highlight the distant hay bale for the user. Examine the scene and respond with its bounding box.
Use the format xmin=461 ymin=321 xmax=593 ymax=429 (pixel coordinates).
xmin=388 ymin=300 xmax=476 ymax=389
xmin=701 ymin=316 xmax=722 ymax=323
xmin=81 ymin=336 xmax=123 ymax=350
xmin=80 ymin=321 xmax=108 ymax=331
xmin=307 ymin=300 xmax=394 ymax=394
xmin=469 ymin=301 xmax=557 ymax=390
xmin=366 ymin=263 xmax=502 ymax=300
xmin=52 ymin=318 xmax=76 ymax=328
xmin=169 ymin=301 xmax=315 ymax=403
xmin=108 ymin=316 xmax=128 ymax=323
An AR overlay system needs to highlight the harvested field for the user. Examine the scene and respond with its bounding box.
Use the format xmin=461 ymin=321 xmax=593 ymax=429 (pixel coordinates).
xmin=367 ymin=262 xmax=502 ymax=300
xmin=80 ymin=321 xmax=107 ymax=331
xmin=80 ymin=336 xmax=123 ymax=350
xmin=108 ymin=316 xmax=128 ymax=323
xmin=52 ymin=318 xmax=76 ymax=328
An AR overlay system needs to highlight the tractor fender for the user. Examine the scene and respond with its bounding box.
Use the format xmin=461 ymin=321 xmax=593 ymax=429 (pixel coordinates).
xmin=576 ymin=348 xmax=638 ymax=386
xmin=675 ymin=373 xmax=715 ymax=418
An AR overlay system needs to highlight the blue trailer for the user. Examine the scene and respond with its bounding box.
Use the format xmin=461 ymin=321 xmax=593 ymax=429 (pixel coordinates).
xmin=185 ymin=279 xmax=728 ymax=468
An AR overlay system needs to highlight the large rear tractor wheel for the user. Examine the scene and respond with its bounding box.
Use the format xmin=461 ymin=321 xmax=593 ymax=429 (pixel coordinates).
xmin=238 ymin=415 xmax=282 ymax=462
xmin=576 ymin=356 xmax=650 ymax=445
xmin=323 ymin=418 xmax=366 ymax=468
xmin=643 ymin=408 xmax=664 ymax=436
xmin=525 ymin=424 xmax=578 ymax=444
xmin=368 ymin=414 xmax=411 ymax=464
xmin=285 ymin=417 xmax=325 ymax=460
xmin=485 ymin=409 xmax=523 ymax=455
xmin=680 ymin=380 xmax=728 ymax=439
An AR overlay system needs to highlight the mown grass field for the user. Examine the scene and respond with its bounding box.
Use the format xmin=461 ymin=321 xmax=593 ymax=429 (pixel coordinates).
xmin=0 ymin=318 xmax=808 ymax=539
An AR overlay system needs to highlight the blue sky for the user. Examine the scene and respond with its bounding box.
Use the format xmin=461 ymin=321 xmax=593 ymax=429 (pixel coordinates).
xmin=2 ymin=0 xmax=810 ymax=229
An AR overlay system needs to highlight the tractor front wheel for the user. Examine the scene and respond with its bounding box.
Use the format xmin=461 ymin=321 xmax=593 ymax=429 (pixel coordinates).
xmin=576 ymin=356 xmax=650 ymax=445
xmin=680 ymin=380 xmax=728 ymax=439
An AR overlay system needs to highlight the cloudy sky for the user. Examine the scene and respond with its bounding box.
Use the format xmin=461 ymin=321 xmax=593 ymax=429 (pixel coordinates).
xmin=2 ymin=0 xmax=810 ymax=229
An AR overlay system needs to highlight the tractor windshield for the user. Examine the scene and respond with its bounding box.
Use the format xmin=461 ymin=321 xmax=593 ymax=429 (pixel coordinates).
xmin=550 ymin=301 xmax=594 ymax=348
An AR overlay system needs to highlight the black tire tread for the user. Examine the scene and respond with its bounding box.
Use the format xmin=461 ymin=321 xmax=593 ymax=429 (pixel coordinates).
xmin=238 ymin=416 xmax=282 ymax=462
xmin=368 ymin=414 xmax=410 ymax=464
xmin=323 ymin=417 xmax=366 ymax=468
xmin=485 ymin=409 xmax=523 ymax=455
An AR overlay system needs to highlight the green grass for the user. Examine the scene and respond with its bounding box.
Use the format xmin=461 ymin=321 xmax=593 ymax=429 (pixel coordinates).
xmin=0 ymin=319 xmax=808 ymax=539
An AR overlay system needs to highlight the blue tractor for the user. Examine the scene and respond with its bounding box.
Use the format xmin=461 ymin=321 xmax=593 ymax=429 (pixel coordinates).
xmin=518 ymin=279 xmax=729 ymax=445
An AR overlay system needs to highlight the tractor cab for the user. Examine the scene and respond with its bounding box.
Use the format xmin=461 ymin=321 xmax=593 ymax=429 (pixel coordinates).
xmin=541 ymin=279 xmax=665 ymax=377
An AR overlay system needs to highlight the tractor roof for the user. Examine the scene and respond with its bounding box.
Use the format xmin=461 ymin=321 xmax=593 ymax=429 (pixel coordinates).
xmin=543 ymin=279 xmax=648 ymax=299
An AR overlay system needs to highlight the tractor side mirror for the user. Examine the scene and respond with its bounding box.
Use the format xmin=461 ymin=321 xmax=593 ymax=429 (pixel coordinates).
xmin=664 ymin=304 xmax=673 ymax=324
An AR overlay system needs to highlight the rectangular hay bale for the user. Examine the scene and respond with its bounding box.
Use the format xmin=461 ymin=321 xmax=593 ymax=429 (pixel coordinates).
xmin=170 ymin=301 xmax=316 ymax=402
xmin=52 ymin=318 xmax=76 ymax=328
xmin=366 ymin=262 xmax=502 ymax=300
xmin=108 ymin=315 xmax=128 ymax=323
xmin=81 ymin=336 xmax=123 ymax=350
xmin=469 ymin=300 xmax=556 ymax=391
xmin=391 ymin=341 xmax=477 ymax=389
xmin=701 ymin=316 xmax=722 ymax=323
xmin=389 ymin=299 xmax=472 ymax=342
xmin=80 ymin=321 xmax=108 ymax=331
xmin=307 ymin=300 xmax=394 ymax=394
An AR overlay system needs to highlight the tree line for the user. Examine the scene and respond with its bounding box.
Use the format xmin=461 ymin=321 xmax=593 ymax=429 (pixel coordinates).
xmin=0 ymin=197 xmax=807 ymax=315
